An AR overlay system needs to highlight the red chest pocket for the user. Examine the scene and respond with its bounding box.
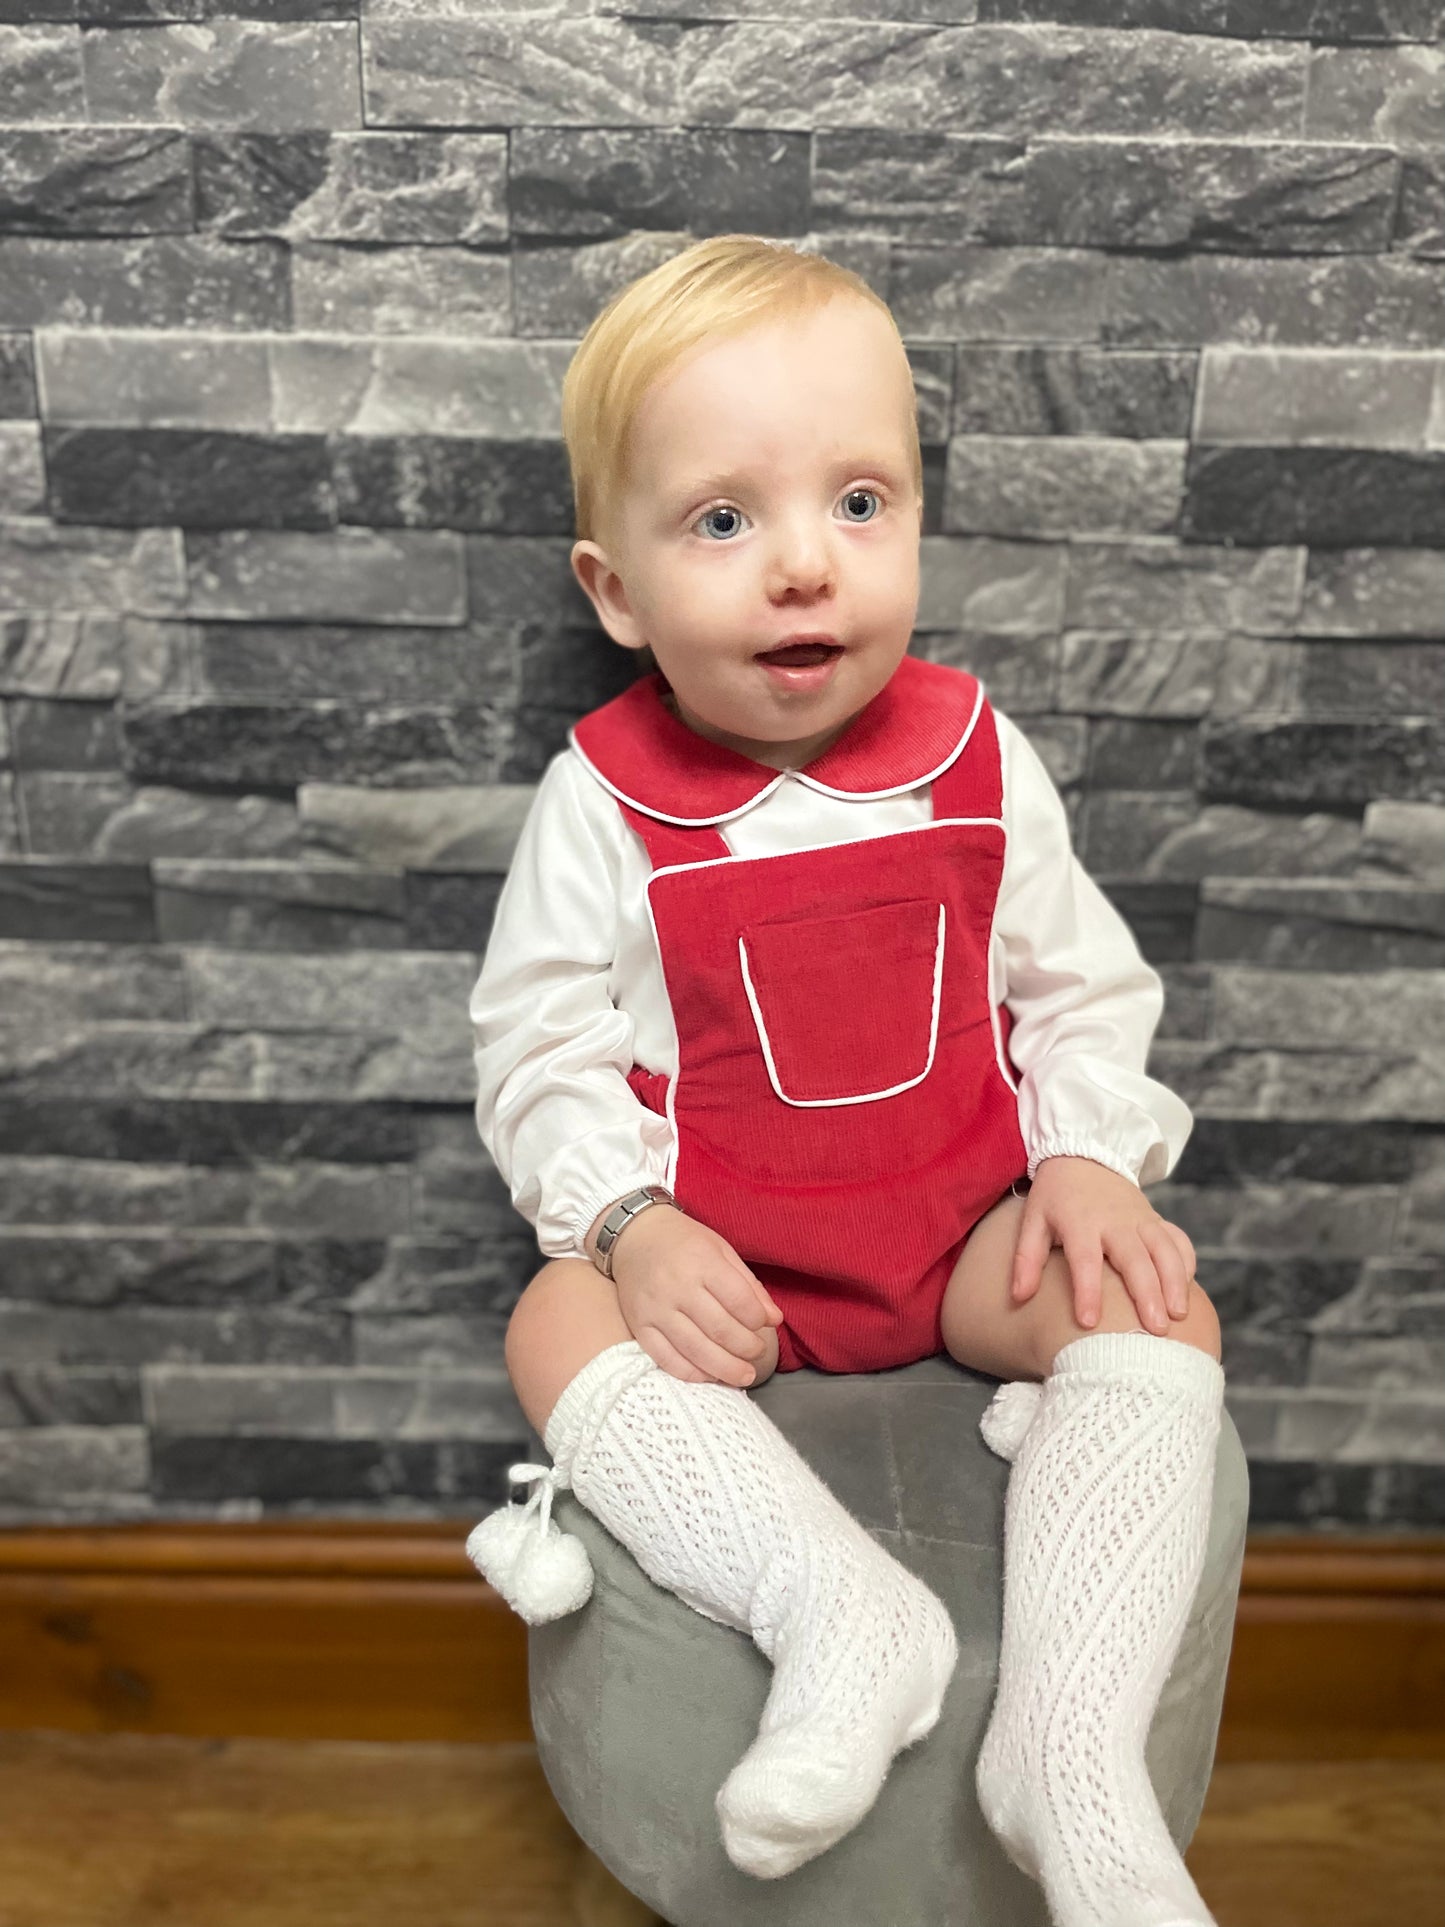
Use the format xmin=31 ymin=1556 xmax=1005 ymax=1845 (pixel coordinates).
xmin=737 ymin=895 xmax=946 ymax=1107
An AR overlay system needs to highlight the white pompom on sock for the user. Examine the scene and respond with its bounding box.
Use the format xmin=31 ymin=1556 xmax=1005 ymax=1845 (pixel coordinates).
xmin=975 ymin=1329 xmax=1226 ymax=1927
xmin=466 ymin=1343 xmax=658 ymax=1624
xmin=465 ymin=1460 xmax=595 ymax=1624
xmin=979 ymin=1377 xmax=1044 ymax=1461
xmin=540 ymin=1339 xmax=959 ymax=1881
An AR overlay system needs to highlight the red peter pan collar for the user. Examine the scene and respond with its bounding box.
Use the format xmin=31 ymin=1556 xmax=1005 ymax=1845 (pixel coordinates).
xmin=568 ymin=651 xmax=985 ymax=828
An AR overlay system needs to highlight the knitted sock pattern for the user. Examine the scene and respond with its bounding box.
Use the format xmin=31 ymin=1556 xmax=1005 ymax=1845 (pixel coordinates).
xmin=975 ymin=1330 xmax=1225 ymax=1927
xmin=543 ymin=1339 xmax=958 ymax=1880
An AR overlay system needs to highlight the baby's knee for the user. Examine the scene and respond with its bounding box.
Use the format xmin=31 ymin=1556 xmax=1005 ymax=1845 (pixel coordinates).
xmin=1047 ymin=1252 xmax=1222 ymax=1365
xmin=505 ymin=1257 xmax=625 ymax=1436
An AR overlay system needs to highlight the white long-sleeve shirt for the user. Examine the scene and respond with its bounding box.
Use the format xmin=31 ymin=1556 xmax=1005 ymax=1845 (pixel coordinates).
xmin=469 ymin=698 xmax=1194 ymax=1261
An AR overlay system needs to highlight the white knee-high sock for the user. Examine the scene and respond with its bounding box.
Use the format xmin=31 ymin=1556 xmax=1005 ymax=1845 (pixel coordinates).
xmin=974 ymin=1330 xmax=1225 ymax=1927
xmin=487 ymin=1339 xmax=957 ymax=1881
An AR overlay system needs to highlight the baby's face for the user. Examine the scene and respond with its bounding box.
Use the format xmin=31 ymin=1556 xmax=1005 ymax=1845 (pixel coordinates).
xmin=571 ymin=296 xmax=924 ymax=771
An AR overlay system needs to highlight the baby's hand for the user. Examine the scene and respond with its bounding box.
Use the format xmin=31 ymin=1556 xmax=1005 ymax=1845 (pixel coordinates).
xmin=1010 ymin=1155 xmax=1198 ymax=1337
xmin=608 ymin=1205 xmax=784 ymax=1388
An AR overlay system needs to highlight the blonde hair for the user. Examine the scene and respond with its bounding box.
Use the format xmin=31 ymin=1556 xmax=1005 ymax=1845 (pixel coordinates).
xmin=561 ymin=235 xmax=924 ymax=650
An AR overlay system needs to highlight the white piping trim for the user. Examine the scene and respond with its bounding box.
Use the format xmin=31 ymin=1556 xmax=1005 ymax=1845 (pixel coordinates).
xmin=788 ymin=673 xmax=985 ymax=807
xmin=565 ymin=673 xmax=989 ymax=827
xmin=738 ymin=901 xmax=946 ymax=1108
xmin=662 ymin=1033 xmax=681 ymax=1194
xmin=568 ymin=729 xmax=787 ymax=829
xmin=638 ymin=875 xmax=682 ymax=1193
xmin=984 ymin=730 xmax=1021 ymax=1103
xmin=639 ymin=815 xmax=1022 ymax=1121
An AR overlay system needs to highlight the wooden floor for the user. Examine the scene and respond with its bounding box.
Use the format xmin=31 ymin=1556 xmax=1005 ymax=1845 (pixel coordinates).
xmin=1 ymin=1729 xmax=1442 ymax=1927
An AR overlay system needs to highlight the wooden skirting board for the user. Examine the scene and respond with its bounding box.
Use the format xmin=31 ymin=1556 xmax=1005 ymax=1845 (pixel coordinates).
xmin=0 ymin=1522 xmax=1441 ymax=1760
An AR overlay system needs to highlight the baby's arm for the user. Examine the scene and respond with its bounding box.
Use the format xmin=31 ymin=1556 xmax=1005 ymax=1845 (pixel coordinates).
xmin=992 ymin=709 xmax=1195 ymax=1193
xmin=993 ymin=709 xmax=1199 ymax=1330
xmin=469 ymin=750 xmax=674 ymax=1262
xmin=469 ymin=751 xmax=781 ymax=1386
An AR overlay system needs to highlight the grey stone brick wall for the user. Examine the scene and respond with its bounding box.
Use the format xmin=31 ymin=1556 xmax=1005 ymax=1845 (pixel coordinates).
xmin=0 ymin=0 xmax=1442 ymax=1528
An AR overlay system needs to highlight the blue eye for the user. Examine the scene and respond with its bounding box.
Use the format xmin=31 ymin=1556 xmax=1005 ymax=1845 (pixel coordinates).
xmin=840 ymin=487 xmax=881 ymax=523
xmin=692 ymin=486 xmax=884 ymax=542
xmin=697 ymin=504 xmax=746 ymax=541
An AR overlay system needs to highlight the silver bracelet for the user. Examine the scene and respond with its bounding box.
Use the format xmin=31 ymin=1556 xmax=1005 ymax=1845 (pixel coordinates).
xmin=593 ymin=1184 xmax=676 ymax=1280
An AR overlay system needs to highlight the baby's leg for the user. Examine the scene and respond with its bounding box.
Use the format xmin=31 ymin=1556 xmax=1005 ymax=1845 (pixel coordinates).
xmin=940 ymin=1191 xmax=1227 ymax=1927
xmin=477 ymin=1258 xmax=956 ymax=1882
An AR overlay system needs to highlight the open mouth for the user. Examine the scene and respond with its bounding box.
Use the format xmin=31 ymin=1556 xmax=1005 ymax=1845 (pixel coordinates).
xmin=754 ymin=642 xmax=843 ymax=667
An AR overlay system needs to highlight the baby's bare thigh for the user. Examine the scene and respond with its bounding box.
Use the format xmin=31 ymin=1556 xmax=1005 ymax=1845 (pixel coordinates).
xmin=505 ymin=1259 xmax=780 ymax=1438
xmin=504 ymin=1259 xmax=636 ymax=1438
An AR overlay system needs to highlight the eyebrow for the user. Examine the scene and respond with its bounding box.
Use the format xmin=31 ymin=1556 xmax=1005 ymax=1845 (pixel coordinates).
xmin=667 ymin=454 xmax=907 ymax=509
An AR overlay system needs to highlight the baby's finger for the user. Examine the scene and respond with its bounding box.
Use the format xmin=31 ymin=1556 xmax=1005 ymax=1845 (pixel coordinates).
xmin=751 ymin=1281 xmax=785 ymax=1326
xmin=635 ymin=1324 xmax=714 ymax=1385
xmin=1062 ymin=1232 xmax=1104 ymax=1329
xmin=689 ymin=1284 xmax=767 ymax=1363
xmin=705 ymin=1264 xmax=774 ymax=1333
xmin=1114 ymin=1237 xmax=1170 ymax=1336
xmin=1140 ymin=1220 xmax=1192 ymax=1319
xmin=720 ymin=1247 xmax=784 ymax=1324
xmin=1162 ymin=1221 xmax=1198 ymax=1282
xmin=668 ymin=1312 xmax=759 ymax=1388
xmin=1010 ymin=1208 xmax=1052 ymax=1306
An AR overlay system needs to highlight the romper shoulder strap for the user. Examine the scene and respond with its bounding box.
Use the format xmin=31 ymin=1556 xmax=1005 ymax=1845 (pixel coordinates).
xmin=929 ymin=680 xmax=1003 ymax=822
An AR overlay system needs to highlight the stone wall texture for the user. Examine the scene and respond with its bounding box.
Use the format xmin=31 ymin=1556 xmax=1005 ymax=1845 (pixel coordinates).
xmin=1 ymin=0 xmax=1442 ymax=1528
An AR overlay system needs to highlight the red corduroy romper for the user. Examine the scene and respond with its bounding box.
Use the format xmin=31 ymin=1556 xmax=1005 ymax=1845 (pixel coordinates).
xmin=569 ymin=653 xmax=1031 ymax=1374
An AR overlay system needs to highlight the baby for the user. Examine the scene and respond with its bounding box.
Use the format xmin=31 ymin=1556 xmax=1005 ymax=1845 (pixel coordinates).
xmin=467 ymin=234 xmax=1227 ymax=1926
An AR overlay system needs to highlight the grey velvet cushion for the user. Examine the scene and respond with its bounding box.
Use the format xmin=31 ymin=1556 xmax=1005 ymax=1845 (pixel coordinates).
xmin=524 ymin=1354 xmax=1250 ymax=1927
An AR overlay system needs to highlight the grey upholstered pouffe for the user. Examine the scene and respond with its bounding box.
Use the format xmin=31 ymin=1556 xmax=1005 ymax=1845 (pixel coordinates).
xmin=524 ymin=1354 xmax=1250 ymax=1927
